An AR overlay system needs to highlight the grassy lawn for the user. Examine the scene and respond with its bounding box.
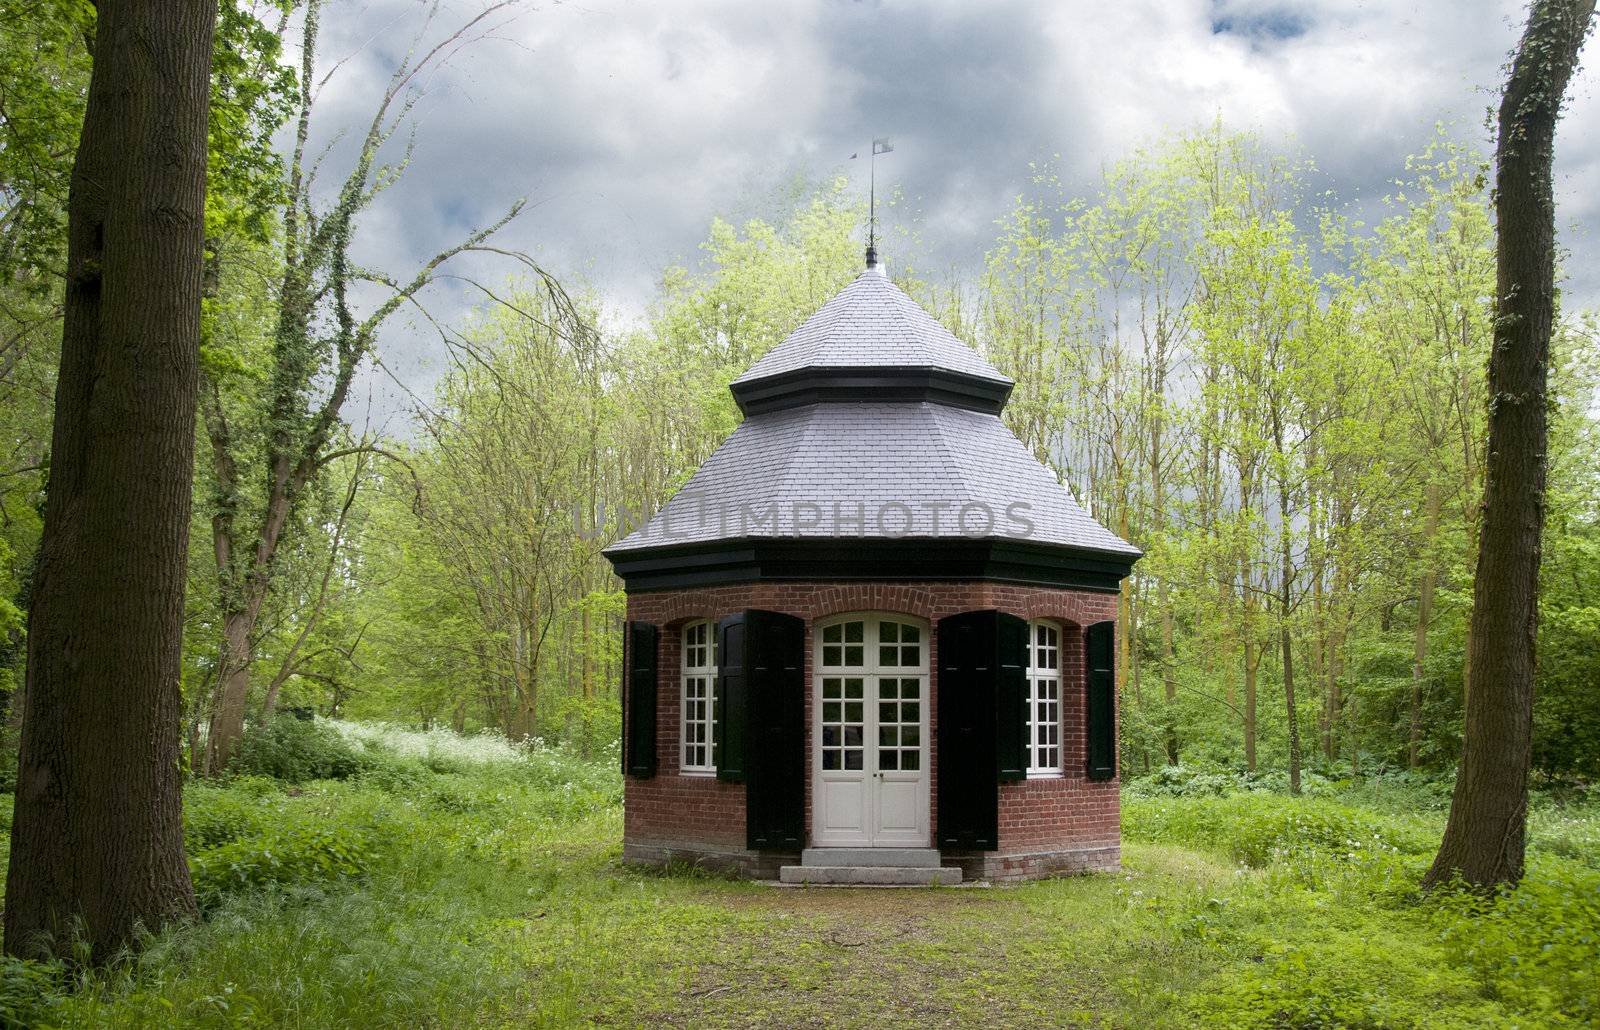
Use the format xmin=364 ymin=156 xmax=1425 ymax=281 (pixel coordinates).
xmin=3 ymin=723 xmax=1596 ymax=1028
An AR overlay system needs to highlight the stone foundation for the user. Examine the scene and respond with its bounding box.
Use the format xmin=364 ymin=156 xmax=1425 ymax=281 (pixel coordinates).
xmin=625 ymin=840 xmax=1119 ymax=883
xmin=942 ymin=844 xmax=1120 ymax=882
xmin=622 ymin=839 xmax=797 ymax=880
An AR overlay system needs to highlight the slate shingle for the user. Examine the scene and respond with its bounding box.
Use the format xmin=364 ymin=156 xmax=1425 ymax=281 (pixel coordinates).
xmin=733 ymin=267 xmax=1012 ymax=386
xmin=608 ymin=264 xmax=1139 ymax=559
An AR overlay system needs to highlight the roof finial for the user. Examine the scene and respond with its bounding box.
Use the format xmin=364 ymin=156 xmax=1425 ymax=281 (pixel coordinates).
xmin=866 ymin=137 xmax=892 ymax=269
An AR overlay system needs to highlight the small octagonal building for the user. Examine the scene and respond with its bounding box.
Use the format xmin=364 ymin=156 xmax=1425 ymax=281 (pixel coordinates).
xmin=604 ymin=255 xmax=1140 ymax=883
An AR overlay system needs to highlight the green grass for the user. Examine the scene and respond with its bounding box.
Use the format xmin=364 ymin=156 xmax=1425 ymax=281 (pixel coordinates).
xmin=3 ymin=726 xmax=1597 ymax=1028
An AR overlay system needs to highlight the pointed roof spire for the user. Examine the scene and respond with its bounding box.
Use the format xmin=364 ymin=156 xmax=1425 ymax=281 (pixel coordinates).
xmin=729 ymin=268 xmax=1012 ymax=415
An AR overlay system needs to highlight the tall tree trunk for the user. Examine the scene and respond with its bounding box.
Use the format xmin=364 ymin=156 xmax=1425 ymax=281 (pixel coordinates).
xmin=1243 ymin=602 xmax=1258 ymax=773
xmin=1161 ymin=582 xmax=1178 ymax=765
xmin=5 ymin=0 xmax=213 ymax=961
xmin=1238 ymin=459 xmax=1258 ymax=773
xmin=1410 ymin=479 xmax=1442 ymax=768
xmin=1116 ymin=500 xmax=1131 ymax=699
xmin=206 ymin=607 xmax=257 ymax=772
xmin=1424 ymin=0 xmax=1595 ymax=891
xmin=1277 ymin=468 xmax=1302 ymax=796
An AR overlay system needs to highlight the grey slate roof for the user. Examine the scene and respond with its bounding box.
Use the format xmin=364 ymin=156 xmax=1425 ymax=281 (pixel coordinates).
xmin=606 ymin=402 xmax=1139 ymax=556
xmin=733 ymin=266 xmax=1012 ymax=387
xmin=606 ymin=262 xmax=1139 ymax=560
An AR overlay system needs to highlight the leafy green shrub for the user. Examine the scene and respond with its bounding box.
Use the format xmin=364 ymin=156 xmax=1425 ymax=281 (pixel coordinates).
xmin=1432 ymin=858 xmax=1600 ymax=1024
xmin=420 ymin=750 xmax=466 ymax=775
xmin=189 ymin=823 xmax=378 ymax=910
xmin=356 ymin=747 xmax=431 ymax=792
xmin=0 ymin=956 xmax=64 ymax=1029
xmin=183 ymin=785 xmax=275 ymax=851
xmin=1188 ymin=935 xmax=1502 ymax=1028
xmin=1528 ymin=792 xmax=1600 ymax=868
xmin=324 ymin=719 xmax=529 ymax=766
xmin=228 ymin=717 xmax=367 ymax=783
xmin=1124 ymin=793 xmax=1436 ymax=866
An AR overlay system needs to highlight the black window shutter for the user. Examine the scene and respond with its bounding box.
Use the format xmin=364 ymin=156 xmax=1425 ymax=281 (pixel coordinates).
xmin=1086 ymin=620 xmax=1117 ymax=781
xmin=936 ymin=610 xmax=1000 ymax=850
xmin=743 ymin=610 xmax=806 ymax=851
xmin=625 ymin=621 xmax=658 ymax=778
xmin=714 ymin=614 xmax=747 ymax=782
xmin=996 ymin=613 xmax=1029 ymax=782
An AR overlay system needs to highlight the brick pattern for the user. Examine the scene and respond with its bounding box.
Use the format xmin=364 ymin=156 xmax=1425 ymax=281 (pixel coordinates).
xmin=622 ymin=580 xmax=1121 ymax=879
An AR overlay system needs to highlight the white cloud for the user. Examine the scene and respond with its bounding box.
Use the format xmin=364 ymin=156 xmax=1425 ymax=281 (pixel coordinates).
xmin=294 ymin=0 xmax=1600 ymax=418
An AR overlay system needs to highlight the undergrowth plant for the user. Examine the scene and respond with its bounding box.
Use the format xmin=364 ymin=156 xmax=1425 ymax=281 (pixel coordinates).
xmin=0 ymin=722 xmax=1590 ymax=1028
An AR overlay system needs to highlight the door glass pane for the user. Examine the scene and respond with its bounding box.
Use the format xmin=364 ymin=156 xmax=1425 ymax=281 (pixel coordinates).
xmin=876 ymin=675 xmax=924 ymax=776
xmin=822 ymin=672 xmax=865 ymax=774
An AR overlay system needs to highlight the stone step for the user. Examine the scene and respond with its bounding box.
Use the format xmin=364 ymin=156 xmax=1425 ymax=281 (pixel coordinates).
xmin=801 ymin=847 xmax=941 ymax=868
xmin=779 ymin=864 xmax=961 ymax=886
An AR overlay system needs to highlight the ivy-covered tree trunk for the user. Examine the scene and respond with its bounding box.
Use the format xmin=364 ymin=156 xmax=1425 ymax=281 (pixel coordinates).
xmin=4 ymin=0 xmax=212 ymax=960
xmin=1424 ymin=0 xmax=1595 ymax=891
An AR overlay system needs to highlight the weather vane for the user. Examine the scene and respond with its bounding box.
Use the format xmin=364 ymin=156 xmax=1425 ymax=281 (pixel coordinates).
xmin=852 ymin=138 xmax=893 ymax=266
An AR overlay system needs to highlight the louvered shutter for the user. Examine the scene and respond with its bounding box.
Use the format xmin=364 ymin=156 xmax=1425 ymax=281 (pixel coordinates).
xmin=1085 ymin=620 xmax=1117 ymax=782
xmin=744 ymin=610 xmax=806 ymax=850
xmin=996 ymin=613 xmax=1029 ymax=782
xmin=624 ymin=621 xmax=658 ymax=778
xmin=713 ymin=614 xmax=747 ymax=782
xmin=936 ymin=611 xmax=1000 ymax=850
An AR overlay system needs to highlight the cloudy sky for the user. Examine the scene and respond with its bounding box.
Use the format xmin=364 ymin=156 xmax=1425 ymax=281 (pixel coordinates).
xmin=303 ymin=0 xmax=1600 ymax=415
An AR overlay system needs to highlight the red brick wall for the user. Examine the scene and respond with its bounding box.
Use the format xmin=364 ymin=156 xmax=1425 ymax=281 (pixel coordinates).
xmin=622 ymin=580 xmax=1120 ymax=860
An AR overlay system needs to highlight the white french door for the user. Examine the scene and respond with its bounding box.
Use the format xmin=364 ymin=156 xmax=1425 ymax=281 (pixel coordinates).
xmin=813 ymin=615 xmax=929 ymax=847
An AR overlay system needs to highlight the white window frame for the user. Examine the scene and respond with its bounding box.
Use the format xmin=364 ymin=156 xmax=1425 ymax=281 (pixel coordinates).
xmin=1027 ymin=620 xmax=1063 ymax=776
xmin=680 ymin=620 xmax=717 ymax=774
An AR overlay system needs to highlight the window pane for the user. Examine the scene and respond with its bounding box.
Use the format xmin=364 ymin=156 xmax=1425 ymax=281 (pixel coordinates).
xmin=879 ymin=725 xmax=898 ymax=746
xmin=879 ymin=645 xmax=899 ymax=666
xmin=880 ymin=702 xmax=897 ymax=723
xmin=824 ymin=645 xmax=842 ymax=667
xmin=845 ymin=645 xmax=863 ymax=666
xmin=823 ymin=751 xmax=840 ymax=770
xmin=844 ymin=726 xmax=862 ymax=748
xmin=901 ymin=725 xmax=919 ymax=747
xmin=880 ymin=750 xmax=899 ymax=770
xmin=824 ymin=624 xmax=841 ymax=643
xmin=881 ymin=621 xmax=899 ymax=643
xmin=844 ymin=750 xmax=863 ymax=770
xmin=845 ymin=622 xmax=863 ymax=643
xmin=901 ymin=645 xmax=919 ymax=665
xmin=902 ymin=751 xmax=920 ymax=771
xmin=902 ymin=625 xmax=920 ymax=643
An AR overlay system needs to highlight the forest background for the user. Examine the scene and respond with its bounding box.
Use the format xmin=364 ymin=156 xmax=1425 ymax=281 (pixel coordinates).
xmin=1 ymin=0 xmax=1597 ymax=796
